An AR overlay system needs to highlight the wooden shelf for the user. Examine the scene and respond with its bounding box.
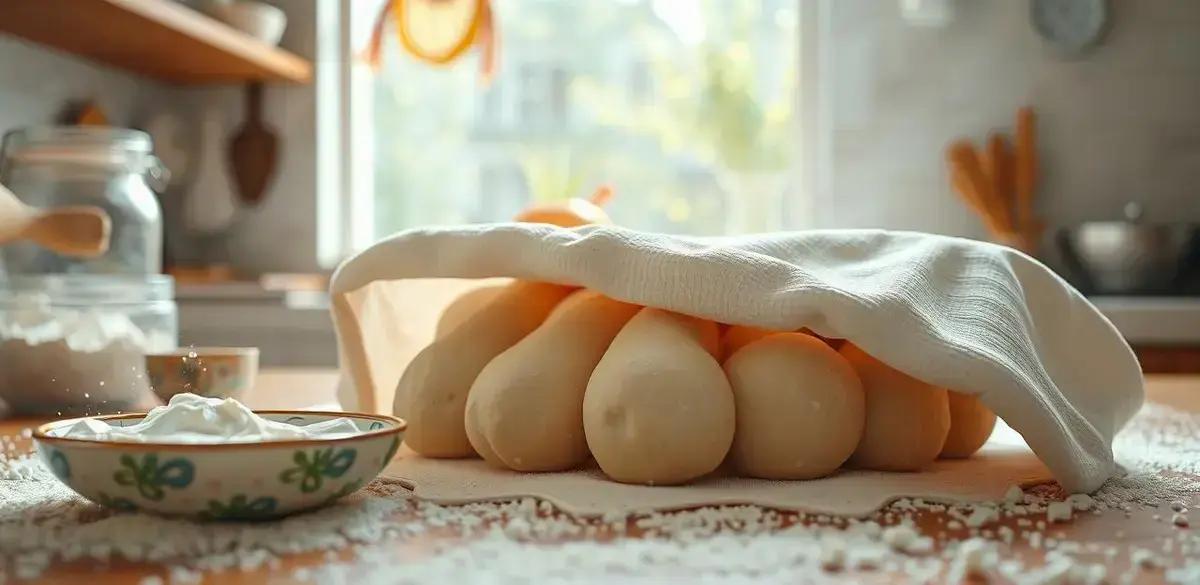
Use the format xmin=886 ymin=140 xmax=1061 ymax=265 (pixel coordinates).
xmin=0 ymin=0 xmax=312 ymax=84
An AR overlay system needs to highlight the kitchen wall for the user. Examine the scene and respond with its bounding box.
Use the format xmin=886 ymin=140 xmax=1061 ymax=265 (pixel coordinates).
xmin=820 ymin=0 xmax=1200 ymax=240
xmin=0 ymin=36 xmax=168 ymax=155
xmin=157 ymin=0 xmax=322 ymax=275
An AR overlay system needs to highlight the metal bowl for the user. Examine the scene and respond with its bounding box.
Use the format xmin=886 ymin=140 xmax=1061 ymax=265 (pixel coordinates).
xmin=1057 ymin=222 xmax=1200 ymax=295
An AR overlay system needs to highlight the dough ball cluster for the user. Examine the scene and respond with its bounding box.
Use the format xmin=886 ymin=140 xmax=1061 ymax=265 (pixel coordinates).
xmin=724 ymin=333 xmax=864 ymax=480
xmin=584 ymin=309 xmax=732 ymax=485
xmin=397 ymin=285 xmax=997 ymax=485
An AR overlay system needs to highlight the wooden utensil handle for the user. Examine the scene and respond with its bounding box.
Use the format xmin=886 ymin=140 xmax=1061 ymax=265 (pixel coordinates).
xmin=985 ymin=133 xmax=1015 ymax=229
xmin=950 ymin=167 xmax=1005 ymax=236
xmin=947 ymin=139 xmax=1033 ymax=247
xmin=245 ymin=83 xmax=264 ymax=123
xmin=1015 ymin=107 xmax=1038 ymax=228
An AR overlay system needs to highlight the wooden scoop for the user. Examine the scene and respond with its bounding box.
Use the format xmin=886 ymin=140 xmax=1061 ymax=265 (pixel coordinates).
xmin=0 ymin=183 xmax=111 ymax=258
xmin=947 ymin=140 xmax=1008 ymax=235
xmin=228 ymin=82 xmax=278 ymax=206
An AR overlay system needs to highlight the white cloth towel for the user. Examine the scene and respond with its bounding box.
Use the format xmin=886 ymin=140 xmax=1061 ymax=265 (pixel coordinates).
xmin=329 ymin=224 xmax=1144 ymax=493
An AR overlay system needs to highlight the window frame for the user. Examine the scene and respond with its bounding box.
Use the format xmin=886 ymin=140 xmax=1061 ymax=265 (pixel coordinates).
xmin=318 ymin=0 xmax=828 ymax=266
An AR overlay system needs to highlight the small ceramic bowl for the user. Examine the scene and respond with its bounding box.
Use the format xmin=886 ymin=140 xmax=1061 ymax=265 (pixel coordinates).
xmin=145 ymin=347 xmax=260 ymax=403
xmin=213 ymin=0 xmax=287 ymax=46
xmin=33 ymin=411 xmax=404 ymax=520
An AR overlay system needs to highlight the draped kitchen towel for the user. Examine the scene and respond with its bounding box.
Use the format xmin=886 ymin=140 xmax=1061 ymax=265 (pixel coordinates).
xmin=329 ymin=224 xmax=1144 ymax=493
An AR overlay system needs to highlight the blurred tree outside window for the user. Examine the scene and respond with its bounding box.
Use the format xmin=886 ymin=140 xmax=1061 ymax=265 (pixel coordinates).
xmin=363 ymin=0 xmax=798 ymax=238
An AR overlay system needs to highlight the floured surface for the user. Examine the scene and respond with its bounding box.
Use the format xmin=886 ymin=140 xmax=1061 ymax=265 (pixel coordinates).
xmin=384 ymin=419 xmax=1053 ymax=517
xmin=3 ymin=401 xmax=1199 ymax=584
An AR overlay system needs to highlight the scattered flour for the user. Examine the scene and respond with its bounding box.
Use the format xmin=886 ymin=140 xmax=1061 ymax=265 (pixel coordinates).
xmin=1005 ymin=484 xmax=1025 ymax=503
xmin=817 ymin=538 xmax=846 ymax=571
xmin=947 ymin=538 xmax=997 ymax=582
xmin=964 ymin=505 xmax=1000 ymax=527
xmin=1111 ymin=404 xmax=1200 ymax=477
xmin=0 ymin=453 xmax=410 ymax=579
xmin=1 ymin=401 xmax=1198 ymax=583
xmin=1047 ymin=501 xmax=1074 ymax=523
xmin=1067 ymin=493 xmax=1094 ymax=511
xmin=1131 ymin=548 xmax=1163 ymax=569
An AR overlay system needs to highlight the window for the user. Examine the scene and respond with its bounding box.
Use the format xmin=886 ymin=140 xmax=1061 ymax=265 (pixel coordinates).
xmin=349 ymin=0 xmax=800 ymax=246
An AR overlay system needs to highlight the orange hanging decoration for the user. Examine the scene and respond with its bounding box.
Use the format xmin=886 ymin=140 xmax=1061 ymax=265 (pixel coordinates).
xmin=475 ymin=0 xmax=498 ymax=83
xmin=363 ymin=0 xmax=498 ymax=84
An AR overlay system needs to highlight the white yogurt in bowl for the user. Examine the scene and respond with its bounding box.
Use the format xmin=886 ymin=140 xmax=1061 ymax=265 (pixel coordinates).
xmin=52 ymin=393 xmax=361 ymax=444
xmin=34 ymin=396 xmax=406 ymax=519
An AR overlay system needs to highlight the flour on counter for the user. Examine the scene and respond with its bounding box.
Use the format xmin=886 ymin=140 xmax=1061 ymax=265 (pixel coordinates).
xmin=51 ymin=393 xmax=361 ymax=444
xmin=0 ymin=293 xmax=172 ymax=415
xmin=2 ymin=401 xmax=1199 ymax=584
xmin=0 ymin=450 xmax=409 ymax=580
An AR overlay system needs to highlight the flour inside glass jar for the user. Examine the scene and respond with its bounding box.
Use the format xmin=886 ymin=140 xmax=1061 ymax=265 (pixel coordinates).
xmin=0 ymin=292 xmax=173 ymax=416
xmin=52 ymin=393 xmax=361 ymax=444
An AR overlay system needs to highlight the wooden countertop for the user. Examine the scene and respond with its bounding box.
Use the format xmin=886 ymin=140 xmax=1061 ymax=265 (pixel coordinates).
xmin=3 ymin=370 xmax=1196 ymax=584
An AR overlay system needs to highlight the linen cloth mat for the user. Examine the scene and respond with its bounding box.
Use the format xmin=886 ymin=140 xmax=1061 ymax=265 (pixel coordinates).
xmin=330 ymin=224 xmax=1144 ymax=493
xmin=382 ymin=420 xmax=1053 ymax=516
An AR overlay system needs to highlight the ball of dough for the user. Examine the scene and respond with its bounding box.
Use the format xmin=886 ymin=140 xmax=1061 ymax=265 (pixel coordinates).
xmin=396 ymin=281 xmax=573 ymax=458
xmin=721 ymin=325 xmax=778 ymax=361
xmin=436 ymin=284 xmax=506 ymax=338
xmin=465 ymin=291 xmax=641 ymax=471
xmin=939 ymin=391 xmax=997 ymax=459
xmin=724 ymin=333 xmax=865 ymax=479
xmin=688 ymin=316 xmax=722 ymax=359
xmin=583 ymin=308 xmax=734 ymax=485
xmin=722 ymin=326 xmax=845 ymax=361
xmin=841 ymin=343 xmax=950 ymax=471
xmin=513 ymin=197 xmax=611 ymax=227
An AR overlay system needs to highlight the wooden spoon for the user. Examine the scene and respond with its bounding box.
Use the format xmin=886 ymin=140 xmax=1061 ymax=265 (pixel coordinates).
xmin=228 ymin=82 xmax=278 ymax=206
xmin=1014 ymin=106 xmax=1040 ymax=234
xmin=0 ymin=183 xmax=111 ymax=258
xmin=985 ymin=132 xmax=1015 ymax=226
xmin=947 ymin=140 xmax=1009 ymax=234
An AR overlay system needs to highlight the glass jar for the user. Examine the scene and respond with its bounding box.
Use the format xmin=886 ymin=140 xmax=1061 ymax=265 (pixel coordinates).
xmin=0 ymin=126 xmax=167 ymax=275
xmin=0 ymin=274 xmax=177 ymax=416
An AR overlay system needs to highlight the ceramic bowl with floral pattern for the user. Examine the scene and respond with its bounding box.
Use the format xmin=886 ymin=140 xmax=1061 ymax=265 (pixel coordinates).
xmin=33 ymin=411 xmax=405 ymax=520
xmin=145 ymin=347 xmax=260 ymax=403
